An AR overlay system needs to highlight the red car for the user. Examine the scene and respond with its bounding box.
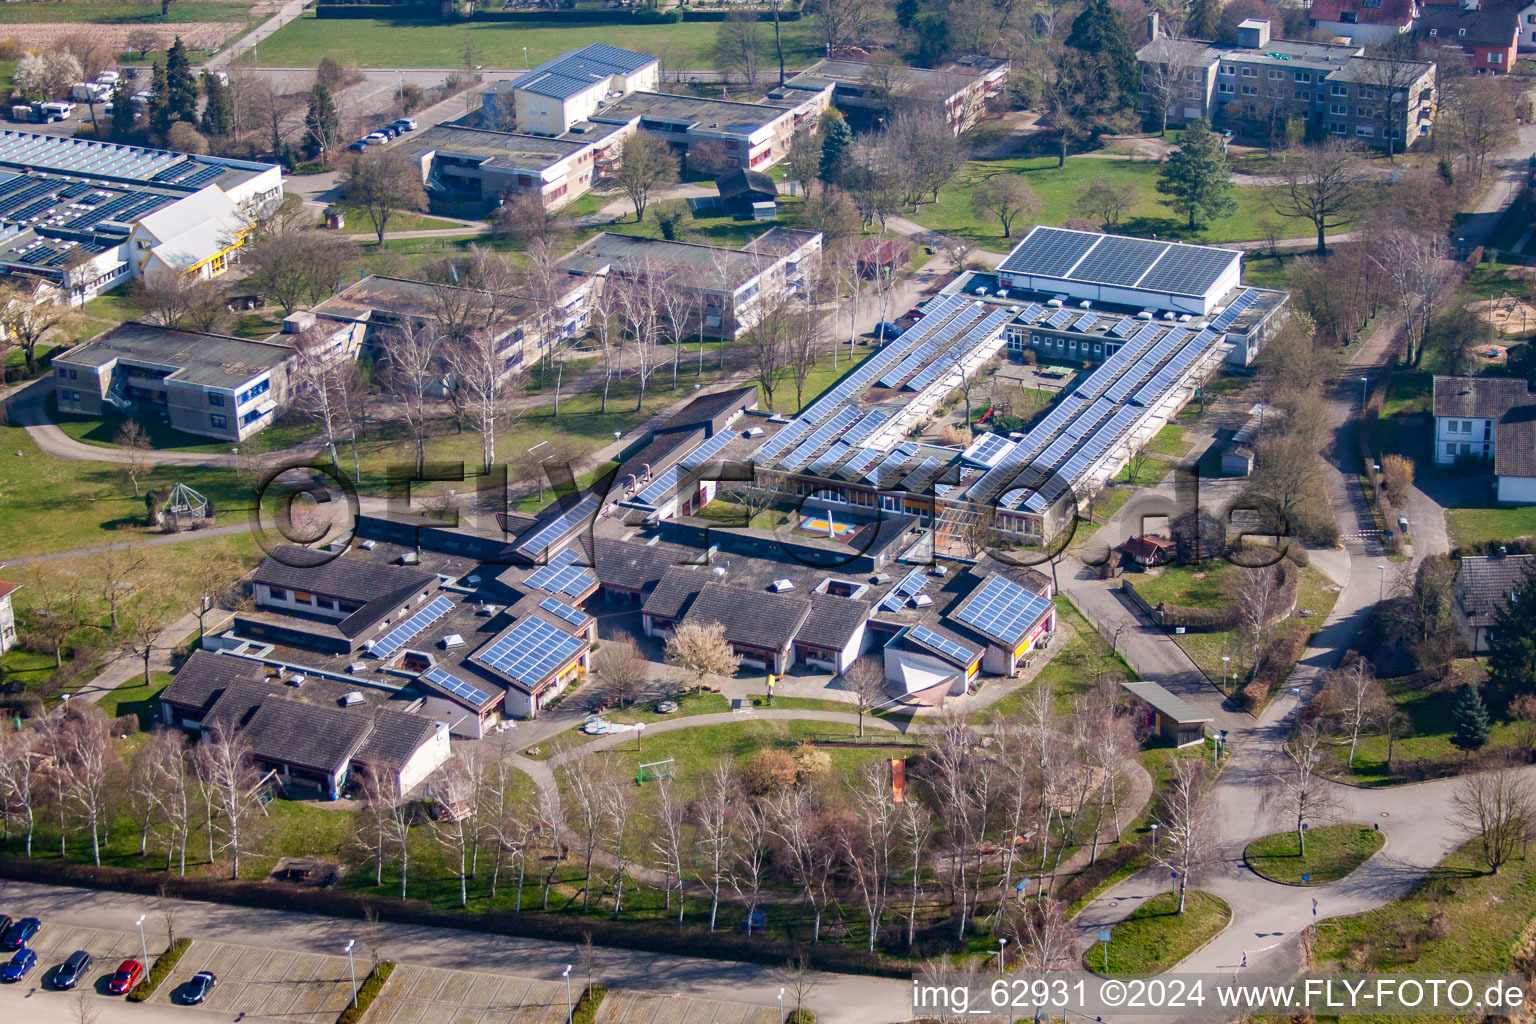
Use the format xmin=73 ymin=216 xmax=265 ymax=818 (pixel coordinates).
xmin=106 ymin=958 xmax=143 ymax=995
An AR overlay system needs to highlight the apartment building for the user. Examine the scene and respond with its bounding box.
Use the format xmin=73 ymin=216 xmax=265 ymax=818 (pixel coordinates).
xmin=771 ymin=55 xmax=1010 ymax=132
xmin=1433 ymin=375 xmax=1536 ymax=502
xmin=1309 ymin=0 xmax=1420 ymax=45
xmin=1415 ymin=4 xmax=1520 ymax=70
xmin=52 ymin=322 xmax=297 ymax=441
xmin=397 ymin=122 xmax=631 ymax=213
xmin=1137 ymin=18 xmax=1437 ymax=149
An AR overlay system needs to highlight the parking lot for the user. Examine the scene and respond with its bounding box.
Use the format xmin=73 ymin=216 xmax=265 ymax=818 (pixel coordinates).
xmin=6 ymin=920 xmax=781 ymax=1024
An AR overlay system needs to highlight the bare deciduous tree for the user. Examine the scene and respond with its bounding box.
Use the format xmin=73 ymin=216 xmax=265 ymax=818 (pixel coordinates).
xmin=1451 ymin=769 xmax=1535 ymax=875
xmin=1151 ymin=758 xmax=1216 ymax=913
xmin=197 ymin=725 xmax=261 ymax=879
xmin=594 ymin=640 xmax=649 ymax=708
xmin=694 ymin=757 xmax=736 ymax=932
xmin=430 ymin=750 xmax=482 ymax=908
xmin=1267 ymin=141 xmax=1371 ymax=256
xmin=1264 ymin=724 xmax=1337 ymax=857
xmin=0 ymin=728 xmax=39 ymax=857
xmin=841 ymin=656 xmax=887 ymax=738
xmin=379 ymin=321 xmax=443 ymax=479
xmin=342 ymin=149 xmax=428 ymax=243
xmin=664 ymin=621 xmax=740 ymax=692
xmin=1319 ymin=656 xmax=1387 ymax=767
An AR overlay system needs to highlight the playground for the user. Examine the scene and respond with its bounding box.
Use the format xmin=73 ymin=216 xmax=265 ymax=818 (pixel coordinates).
xmin=795 ymin=512 xmax=859 ymax=539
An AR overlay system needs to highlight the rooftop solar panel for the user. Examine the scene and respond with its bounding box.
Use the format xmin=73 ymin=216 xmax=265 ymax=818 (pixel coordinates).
xmin=838 ymin=446 xmax=885 ymax=480
xmin=841 ymin=408 xmax=889 ymax=447
xmin=539 ymin=595 xmax=591 ymax=627
xmin=807 ymin=440 xmax=851 ymax=475
xmin=1069 ymin=234 xmax=1169 ymax=287
xmin=1045 ymin=308 xmax=1074 ymax=330
xmin=1072 ymin=314 xmax=1098 ymax=333
xmin=780 ymin=405 xmax=861 ymax=469
xmin=473 ymin=616 xmax=583 ymax=688
xmin=1136 ymin=243 xmax=1240 ymax=296
xmin=878 ymin=567 xmax=927 ymax=611
xmin=1211 ymin=288 xmax=1260 ymax=331
xmin=422 ymin=666 xmax=493 ymax=709
xmin=634 ymin=429 xmax=738 ymax=505
xmin=515 ymin=492 xmax=601 ymax=558
xmin=961 ymin=432 xmax=1014 ymax=468
xmin=998 ymin=226 xmax=1100 ymax=278
xmin=878 ymin=303 xmax=987 ymax=388
xmin=904 ymin=309 xmax=1013 ymax=392
xmin=898 ymin=456 xmax=943 ymax=492
xmin=1111 ymin=317 xmax=1138 ymax=338
xmin=954 ymin=575 xmax=1053 ymax=644
xmin=368 ymin=594 xmax=454 ymax=659
xmin=525 ymin=546 xmax=597 ymax=597
xmin=907 ymin=625 xmax=976 ymax=664
xmin=866 ymin=442 xmax=918 ymax=486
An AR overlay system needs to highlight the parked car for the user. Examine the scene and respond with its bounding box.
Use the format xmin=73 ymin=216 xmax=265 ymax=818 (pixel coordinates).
xmin=0 ymin=915 xmax=12 ymax=940
xmin=0 ymin=917 xmax=38 ymax=951
xmin=53 ymin=949 xmax=91 ymax=989
xmin=382 ymin=125 xmax=400 ymax=139
xmin=348 ymin=140 xmax=368 ymax=152
xmin=363 ymin=133 xmax=387 ymax=146
xmin=181 ymin=970 xmax=217 ymax=1004
xmin=872 ymin=321 xmax=902 ymax=340
xmin=40 ymin=101 xmax=74 ymax=122
xmin=392 ymin=117 xmax=417 ymax=131
xmin=0 ymin=948 xmax=35 ymax=983
xmin=106 ymin=959 xmax=143 ymax=995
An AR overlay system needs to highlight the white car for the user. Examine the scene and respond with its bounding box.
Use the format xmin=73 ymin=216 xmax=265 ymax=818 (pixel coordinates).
xmin=363 ymin=132 xmax=388 ymax=145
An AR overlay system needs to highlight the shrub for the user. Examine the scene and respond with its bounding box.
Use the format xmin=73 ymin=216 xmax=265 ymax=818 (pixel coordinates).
xmin=787 ymin=1010 xmax=817 ymax=1024
xmin=1381 ymin=454 xmax=1415 ymax=501
xmin=791 ymin=743 xmax=831 ymax=780
xmin=337 ymin=960 xmax=394 ymax=1024
xmin=741 ymin=748 xmax=799 ymax=796
xmin=108 ymin=712 xmax=140 ymax=736
xmin=0 ymin=693 xmax=44 ymax=719
xmin=126 ymin=936 xmax=191 ymax=1002
xmin=1238 ymin=620 xmax=1311 ymax=710
xmin=572 ymin=984 xmax=607 ymax=1024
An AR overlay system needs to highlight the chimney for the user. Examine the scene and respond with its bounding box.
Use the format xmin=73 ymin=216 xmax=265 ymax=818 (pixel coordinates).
xmin=1237 ymin=18 xmax=1272 ymax=48
xmin=1148 ymin=11 xmax=1160 ymax=40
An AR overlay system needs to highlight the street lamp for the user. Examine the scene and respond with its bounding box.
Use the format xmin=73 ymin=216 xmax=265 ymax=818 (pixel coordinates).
xmin=133 ymin=914 xmax=148 ymax=970
xmin=524 ymin=46 xmax=530 ymax=69
xmin=1220 ymin=655 xmax=1230 ymax=694
xmin=996 ymin=937 xmax=1008 ymax=975
xmin=1150 ymin=822 xmax=1159 ymax=852
xmin=563 ymin=964 xmax=573 ymax=1023
xmin=343 ymin=940 xmax=357 ymax=1008
xmin=778 ymin=987 xmax=785 ymax=1024
xmin=1360 ymin=376 xmax=1368 ymax=408
xmin=1376 ymin=564 xmax=1386 ymax=603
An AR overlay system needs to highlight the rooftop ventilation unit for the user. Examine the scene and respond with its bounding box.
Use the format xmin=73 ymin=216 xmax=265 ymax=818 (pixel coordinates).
xmin=360 ymin=539 xmax=376 ymax=550
xmin=341 ymin=692 xmax=365 ymax=707
xmin=287 ymin=673 xmax=307 ymax=686
xmin=912 ymin=594 xmax=934 ymax=607
xmin=745 ymin=426 xmax=766 ymax=438
xmin=712 ymin=566 xmax=728 ymax=576
xmin=1046 ymin=298 xmax=1064 ymax=309
xmin=478 ymin=603 xmax=499 ymax=616
xmin=348 ymin=661 xmax=367 ymax=674
xmin=399 ymin=551 xmax=420 ymax=565
xmin=771 ymin=579 xmax=795 ymax=592
xmin=442 ymin=633 xmax=465 ymax=649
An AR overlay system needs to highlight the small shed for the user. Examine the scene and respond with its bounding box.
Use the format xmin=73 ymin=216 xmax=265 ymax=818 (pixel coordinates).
xmin=857 ymin=237 xmax=909 ymax=279
xmin=1121 ymin=680 xmax=1212 ymax=748
xmin=1123 ymin=534 xmax=1175 ymax=567
xmin=717 ymin=169 xmax=778 ymax=217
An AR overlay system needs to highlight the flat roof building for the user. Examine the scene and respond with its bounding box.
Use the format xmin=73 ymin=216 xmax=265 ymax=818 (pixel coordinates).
xmin=772 ymin=56 xmax=1010 ymax=132
xmin=52 ymin=322 xmax=297 ymax=441
xmin=397 ymin=121 xmax=630 ymax=214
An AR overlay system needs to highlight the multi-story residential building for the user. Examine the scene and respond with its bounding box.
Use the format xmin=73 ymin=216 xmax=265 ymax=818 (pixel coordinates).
xmin=398 ymin=122 xmax=631 ymax=214
xmin=52 ymin=323 xmax=299 ymax=441
xmin=1433 ymin=375 xmax=1536 ymax=502
xmin=771 ymin=55 xmax=1010 ymax=132
xmin=556 ymin=228 xmax=822 ymax=340
xmin=1309 ymin=0 xmax=1420 ymax=45
xmin=1415 ymin=4 xmax=1520 ymax=70
xmin=502 ymin=42 xmax=660 ymax=136
xmin=1136 ymin=18 xmax=1437 ymax=149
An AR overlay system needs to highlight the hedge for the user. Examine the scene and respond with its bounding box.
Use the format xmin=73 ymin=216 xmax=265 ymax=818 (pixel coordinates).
xmin=1238 ymin=620 xmax=1311 ymax=711
xmin=126 ymin=936 xmax=191 ymax=1003
xmin=338 ymin=960 xmax=394 ymax=1024
xmin=0 ymin=855 xmax=911 ymax=977
xmin=572 ymin=983 xmax=606 ymax=1024
xmin=315 ymin=3 xmax=801 ymax=22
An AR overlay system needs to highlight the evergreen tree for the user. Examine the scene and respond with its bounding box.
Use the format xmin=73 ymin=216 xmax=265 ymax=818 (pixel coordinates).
xmin=147 ymin=62 xmax=172 ymax=136
xmin=1487 ymin=563 xmax=1536 ymax=703
xmin=1187 ymin=0 xmax=1222 ymax=39
xmin=201 ymin=71 xmax=231 ymax=138
xmin=164 ymin=37 xmax=198 ymax=127
xmin=1155 ymin=118 xmax=1236 ymax=229
xmin=895 ymin=0 xmax=920 ymax=29
xmin=1065 ymin=0 xmax=1139 ymax=109
xmin=1450 ymin=683 xmax=1491 ymax=754
xmin=818 ymin=107 xmax=853 ymax=185
xmin=304 ymin=81 xmax=341 ymax=158
xmin=110 ymin=78 xmax=136 ymax=139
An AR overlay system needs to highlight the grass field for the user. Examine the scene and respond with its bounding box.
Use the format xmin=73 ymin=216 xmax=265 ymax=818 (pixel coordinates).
xmin=246 ymin=13 xmax=825 ymax=70
xmin=0 ymin=0 xmax=250 ymax=24
xmin=1307 ymin=838 xmax=1536 ymax=1024
xmin=1088 ymin=891 xmax=1231 ymax=974
xmin=907 ymin=157 xmax=1327 ymax=248
xmin=980 ymin=598 xmax=1129 ymax=720
xmin=1244 ymin=824 xmax=1384 ymax=885
xmin=1445 ymin=506 xmax=1536 ymax=548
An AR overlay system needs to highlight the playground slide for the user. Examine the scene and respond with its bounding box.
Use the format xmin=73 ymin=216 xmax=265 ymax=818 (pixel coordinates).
xmin=890 ymin=758 xmax=906 ymax=803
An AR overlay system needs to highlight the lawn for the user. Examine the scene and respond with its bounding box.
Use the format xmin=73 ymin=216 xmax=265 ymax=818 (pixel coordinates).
xmin=1307 ymin=838 xmax=1536 ymax=1024
xmin=907 ymin=157 xmax=1329 ymax=248
xmin=1147 ymin=424 xmax=1191 ymax=457
xmin=1244 ymin=824 xmax=1384 ymax=885
xmin=1445 ymin=506 xmax=1536 ymax=548
xmin=0 ymin=0 xmax=251 ymax=23
xmin=980 ymin=598 xmax=1130 ymax=720
xmin=246 ymin=13 xmax=825 ymax=70
xmin=1331 ymin=672 xmax=1526 ymax=787
xmin=94 ymin=672 xmax=172 ymax=728
xmin=1115 ymin=457 xmax=1173 ymax=486
xmin=1087 ymin=891 xmax=1231 ymax=974
xmin=338 ymin=206 xmax=465 ymax=235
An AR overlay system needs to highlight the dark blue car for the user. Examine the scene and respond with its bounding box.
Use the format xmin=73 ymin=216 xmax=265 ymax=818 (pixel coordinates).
xmin=0 ymin=948 xmax=35 ymax=983
xmin=0 ymin=918 xmax=38 ymax=951
xmin=182 ymin=970 xmax=217 ymax=1004
xmin=873 ymin=322 xmax=902 ymax=340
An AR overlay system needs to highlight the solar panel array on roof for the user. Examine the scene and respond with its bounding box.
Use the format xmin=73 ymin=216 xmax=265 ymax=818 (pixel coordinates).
xmin=1130 ymin=329 xmax=1220 ymax=406
xmin=539 ymin=595 xmax=591 ymax=627
xmin=807 ymin=440 xmax=850 ymax=475
xmin=780 ymin=406 xmax=860 ymax=469
xmin=953 ymin=575 xmax=1052 ymax=644
xmin=841 ymin=408 xmax=889 ymax=447
xmin=1045 ymin=307 xmax=1074 ymax=330
xmin=898 ymin=456 xmax=944 ymax=492
xmin=525 ymin=547 xmax=597 ymax=597
xmin=878 ymin=303 xmax=987 ymax=388
xmin=423 ymin=665 xmax=493 ymax=709
xmin=961 ymin=432 xmax=1015 ymax=468
xmin=904 ymin=308 xmax=1015 ymax=392
xmin=879 ymin=567 xmax=927 ymax=611
xmin=1069 ymin=234 xmax=1168 ymax=287
xmin=907 ymin=624 xmax=976 ymax=664
xmin=473 ymin=616 xmax=584 ymax=688
xmin=635 ymin=429 xmax=738 ymax=504
xmin=1072 ymin=313 xmax=1098 ymax=333
xmin=1210 ymin=288 xmax=1260 ymax=331
xmin=867 ymin=442 xmax=918 ymax=486
xmin=0 ymin=131 xmax=184 ymax=181
xmin=1110 ymin=317 xmax=1138 ymax=338
xmin=999 ymin=226 xmax=1241 ymax=298
xmin=998 ymin=226 xmax=1099 ymax=278
xmin=369 ymin=595 xmax=454 ymax=659
xmin=515 ymin=492 xmax=602 ymax=558
xmin=1137 ymin=243 xmax=1239 ymax=296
